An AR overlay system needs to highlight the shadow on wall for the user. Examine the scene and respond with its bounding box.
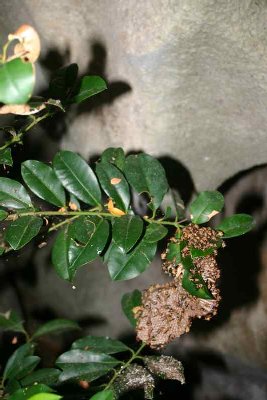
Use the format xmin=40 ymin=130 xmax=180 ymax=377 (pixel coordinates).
xmin=39 ymin=40 xmax=132 ymax=142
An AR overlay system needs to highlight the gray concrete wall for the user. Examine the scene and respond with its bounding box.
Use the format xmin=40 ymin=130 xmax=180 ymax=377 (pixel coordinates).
xmin=1 ymin=0 xmax=267 ymax=372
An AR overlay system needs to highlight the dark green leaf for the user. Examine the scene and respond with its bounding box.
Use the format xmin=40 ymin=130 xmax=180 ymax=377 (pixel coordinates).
xmin=143 ymin=223 xmax=168 ymax=243
xmin=14 ymin=356 xmax=40 ymax=380
xmin=51 ymin=228 xmax=71 ymax=281
xmin=20 ymin=368 xmax=61 ymax=387
xmin=71 ymin=336 xmax=130 ymax=354
xmin=68 ymin=217 xmax=109 ymax=274
xmin=3 ymin=343 xmax=34 ymax=381
xmin=121 ymin=290 xmax=142 ymax=327
xmin=190 ymin=247 xmax=215 ymax=257
xmin=182 ymin=269 xmax=213 ymax=300
xmin=107 ymin=240 xmax=157 ymax=281
xmin=32 ymin=319 xmax=80 ymax=340
xmin=101 ymin=148 xmax=125 ymax=171
xmin=21 ymin=160 xmax=66 ymax=207
xmin=96 ymin=162 xmax=130 ymax=212
xmin=0 ymin=177 xmax=32 ymax=209
xmin=5 ymin=379 xmax=21 ymax=395
xmin=90 ymin=391 xmax=114 ymax=400
xmin=189 ymin=191 xmax=224 ymax=224
xmin=181 ymin=255 xmax=195 ymax=271
xmin=0 ymin=58 xmax=34 ymax=104
xmin=70 ymin=76 xmax=107 ymax=104
xmin=166 ymin=239 xmax=186 ymax=265
xmin=216 ymin=213 xmax=254 ymax=238
xmin=5 ymin=216 xmax=43 ymax=250
xmin=0 ymin=247 xmax=5 ymax=255
xmin=124 ymin=153 xmax=169 ymax=211
xmin=8 ymin=385 xmax=55 ymax=400
xmin=56 ymin=350 xmax=119 ymax=382
xmin=112 ymin=216 xmax=143 ymax=252
xmin=0 ymin=209 xmax=8 ymax=220
xmin=0 ymin=310 xmax=25 ymax=333
xmin=49 ymin=63 xmax=78 ymax=100
xmin=53 ymin=151 xmax=101 ymax=206
xmin=0 ymin=148 xmax=13 ymax=166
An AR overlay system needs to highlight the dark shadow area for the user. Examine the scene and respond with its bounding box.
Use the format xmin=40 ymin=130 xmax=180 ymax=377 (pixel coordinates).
xmin=76 ymin=41 xmax=132 ymax=116
xmin=158 ymin=156 xmax=196 ymax=206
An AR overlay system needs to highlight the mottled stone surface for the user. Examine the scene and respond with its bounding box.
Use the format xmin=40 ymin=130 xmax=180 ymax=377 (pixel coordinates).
xmin=0 ymin=0 xmax=267 ymax=377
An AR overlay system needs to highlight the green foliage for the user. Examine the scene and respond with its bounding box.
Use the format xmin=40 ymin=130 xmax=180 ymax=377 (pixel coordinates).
xmin=121 ymin=289 xmax=142 ymax=327
xmin=0 ymin=58 xmax=34 ymax=104
xmin=5 ymin=216 xmax=43 ymax=250
xmin=53 ymin=151 xmax=101 ymax=206
xmin=21 ymin=161 xmax=66 ymax=207
xmin=190 ymin=191 xmax=224 ymax=224
xmin=31 ymin=319 xmax=80 ymax=340
xmin=71 ymin=336 xmax=130 ymax=354
xmin=90 ymin=391 xmax=114 ymax=400
xmin=124 ymin=153 xmax=169 ymax=211
xmin=216 ymin=213 xmax=254 ymax=238
xmin=56 ymin=350 xmax=120 ymax=382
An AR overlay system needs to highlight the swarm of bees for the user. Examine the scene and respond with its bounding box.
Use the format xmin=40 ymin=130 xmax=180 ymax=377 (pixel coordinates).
xmin=135 ymin=224 xmax=224 ymax=348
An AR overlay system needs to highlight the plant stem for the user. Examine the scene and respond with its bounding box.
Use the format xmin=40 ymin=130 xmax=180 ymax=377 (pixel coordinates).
xmin=105 ymin=342 xmax=146 ymax=391
xmin=0 ymin=111 xmax=54 ymax=151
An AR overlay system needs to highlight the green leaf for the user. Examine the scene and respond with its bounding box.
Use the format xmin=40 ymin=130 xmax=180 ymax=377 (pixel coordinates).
xmin=166 ymin=240 xmax=186 ymax=265
xmin=0 ymin=209 xmax=8 ymax=220
xmin=70 ymin=76 xmax=107 ymax=104
xmin=0 ymin=58 xmax=34 ymax=104
xmin=0 ymin=148 xmax=13 ymax=166
xmin=3 ymin=343 xmax=34 ymax=381
xmin=68 ymin=217 xmax=109 ymax=274
xmin=182 ymin=269 xmax=213 ymax=300
xmin=101 ymin=148 xmax=125 ymax=171
xmin=71 ymin=336 xmax=130 ymax=354
xmin=112 ymin=216 xmax=143 ymax=252
xmin=21 ymin=161 xmax=66 ymax=207
xmin=0 ymin=177 xmax=32 ymax=209
xmin=107 ymin=240 xmax=157 ymax=281
xmin=14 ymin=356 xmax=40 ymax=380
xmin=143 ymin=223 xmax=168 ymax=243
xmin=20 ymin=368 xmax=61 ymax=387
xmin=49 ymin=63 xmax=78 ymax=100
xmin=90 ymin=390 xmax=114 ymax=400
xmin=8 ymin=385 xmax=55 ymax=400
xmin=190 ymin=247 xmax=215 ymax=257
xmin=190 ymin=191 xmax=224 ymax=224
xmin=28 ymin=394 xmax=61 ymax=400
xmin=51 ymin=228 xmax=71 ymax=281
xmin=32 ymin=319 xmax=80 ymax=340
xmin=216 ymin=213 xmax=254 ymax=238
xmin=96 ymin=162 xmax=130 ymax=212
xmin=56 ymin=350 xmax=119 ymax=382
xmin=5 ymin=216 xmax=43 ymax=250
xmin=0 ymin=310 xmax=25 ymax=333
xmin=53 ymin=151 xmax=101 ymax=206
xmin=124 ymin=153 xmax=169 ymax=211
xmin=121 ymin=289 xmax=142 ymax=327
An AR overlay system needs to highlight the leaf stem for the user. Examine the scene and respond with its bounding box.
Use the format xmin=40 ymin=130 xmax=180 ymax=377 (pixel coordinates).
xmin=105 ymin=342 xmax=146 ymax=391
xmin=0 ymin=111 xmax=54 ymax=151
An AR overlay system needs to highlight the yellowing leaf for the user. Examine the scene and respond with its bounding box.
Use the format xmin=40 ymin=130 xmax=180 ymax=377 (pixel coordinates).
xmin=110 ymin=177 xmax=121 ymax=185
xmin=69 ymin=201 xmax=78 ymax=211
xmin=107 ymin=199 xmax=126 ymax=216
xmin=0 ymin=103 xmax=45 ymax=115
xmin=9 ymin=24 xmax=41 ymax=63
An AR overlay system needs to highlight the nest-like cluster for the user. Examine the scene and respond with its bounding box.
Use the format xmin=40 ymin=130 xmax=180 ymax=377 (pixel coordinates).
xmin=135 ymin=224 xmax=224 ymax=349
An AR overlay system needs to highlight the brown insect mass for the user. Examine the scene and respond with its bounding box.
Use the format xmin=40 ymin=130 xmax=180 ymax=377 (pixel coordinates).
xmin=135 ymin=224 xmax=223 ymax=349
